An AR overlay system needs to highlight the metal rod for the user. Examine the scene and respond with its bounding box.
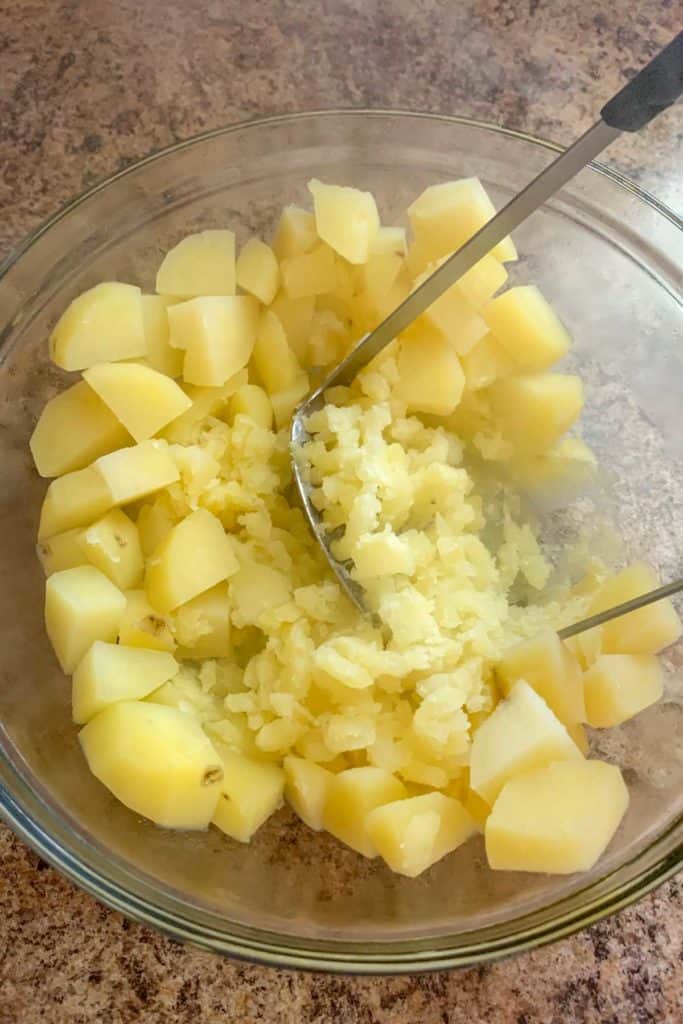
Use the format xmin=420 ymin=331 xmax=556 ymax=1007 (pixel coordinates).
xmin=558 ymin=578 xmax=683 ymax=640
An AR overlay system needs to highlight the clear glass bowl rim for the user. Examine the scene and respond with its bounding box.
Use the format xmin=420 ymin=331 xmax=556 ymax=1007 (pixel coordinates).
xmin=0 ymin=109 xmax=680 ymax=974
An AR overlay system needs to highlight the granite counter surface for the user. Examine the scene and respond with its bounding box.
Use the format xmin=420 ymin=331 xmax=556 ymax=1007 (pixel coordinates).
xmin=0 ymin=2 xmax=681 ymax=1021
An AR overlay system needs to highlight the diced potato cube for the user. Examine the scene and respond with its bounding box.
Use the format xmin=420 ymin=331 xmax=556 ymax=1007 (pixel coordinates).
xmin=37 ymin=528 xmax=88 ymax=576
xmin=38 ymin=466 xmax=113 ymax=540
xmin=83 ymin=363 xmax=191 ymax=442
xmin=273 ymin=205 xmax=317 ymax=261
xmin=308 ymin=179 xmax=380 ymax=264
xmin=45 ymin=565 xmax=126 ymax=672
xmin=168 ymin=296 xmax=259 ymax=387
xmin=283 ymin=755 xmax=333 ymax=831
xmin=80 ymin=701 xmax=224 ymax=829
xmin=95 ymin=440 xmax=180 ymax=505
xmin=212 ymin=747 xmax=285 ymax=842
xmin=406 ymin=269 xmax=487 ymax=355
xmin=156 ymin=229 xmax=236 ymax=297
xmin=159 ymin=372 xmax=247 ymax=444
xmin=30 ymin=381 xmax=131 ymax=478
xmin=587 ymin=562 xmax=682 ymax=655
xmin=370 ymin=226 xmax=407 ymax=257
xmin=229 ymin=562 xmax=291 ymax=627
xmin=358 ymin=251 xmax=404 ymax=307
xmin=140 ymin=294 xmax=184 ymax=378
xmin=270 ymin=375 xmax=310 ymax=430
xmin=489 ymin=373 xmax=583 ymax=451
xmin=281 ymin=243 xmax=337 ymax=299
xmin=228 ymin=383 xmax=273 ymax=430
xmin=408 ymin=179 xmax=515 ymax=272
xmin=72 ymin=641 xmax=178 ymax=724
xmin=323 ymin=766 xmax=407 ymax=858
xmin=136 ymin=493 xmax=179 ymax=557
xmin=352 ymin=528 xmax=416 ymax=580
xmin=307 ymin=310 xmax=349 ymax=368
xmin=484 ymin=286 xmax=571 ymax=370
xmin=50 ymin=283 xmax=146 ymax=371
xmin=236 ymin=237 xmax=280 ymax=305
xmin=566 ymin=722 xmax=590 ymax=756
xmin=173 ymin=583 xmax=232 ymax=659
xmin=497 ymin=630 xmax=585 ymax=726
xmin=77 ymin=508 xmax=144 ymax=590
xmin=118 ymin=589 xmax=176 ymax=653
xmin=464 ymin=788 xmax=492 ymax=830
xmin=146 ymin=508 xmax=238 ymax=613
xmin=267 ymin=293 xmax=314 ymax=363
xmin=564 ymin=626 xmax=603 ymax=671
xmin=396 ymin=333 xmax=465 ymax=416
xmin=251 ymin=311 xmax=303 ymax=393
xmin=461 ymin=332 xmax=515 ymax=390
xmin=366 ymin=792 xmax=476 ymax=877
xmin=456 ymin=255 xmax=508 ymax=308
xmin=485 ymin=759 xmax=629 ymax=873
xmin=583 ymin=654 xmax=663 ymax=728
xmin=470 ymin=679 xmax=584 ymax=804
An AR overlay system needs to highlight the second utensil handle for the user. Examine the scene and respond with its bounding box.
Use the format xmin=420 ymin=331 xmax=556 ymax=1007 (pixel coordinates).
xmin=601 ymin=31 xmax=683 ymax=131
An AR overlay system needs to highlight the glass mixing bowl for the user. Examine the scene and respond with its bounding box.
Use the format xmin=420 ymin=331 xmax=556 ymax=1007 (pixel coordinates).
xmin=0 ymin=112 xmax=681 ymax=973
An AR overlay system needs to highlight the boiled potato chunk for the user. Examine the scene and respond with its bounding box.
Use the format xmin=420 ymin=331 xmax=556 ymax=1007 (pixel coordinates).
xmin=168 ymin=296 xmax=258 ymax=387
xmin=283 ymin=755 xmax=333 ymax=831
xmin=396 ymin=333 xmax=465 ymax=416
xmin=497 ymin=630 xmax=585 ymax=726
xmin=587 ymin=562 xmax=682 ymax=655
xmin=117 ymin=589 xmax=176 ymax=653
xmin=489 ymin=373 xmax=583 ymax=451
xmin=272 ymin=205 xmax=317 ymax=261
xmin=159 ymin=372 xmax=247 ymax=444
xmin=229 ymin=562 xmax=292 ymax=627
xmin=583 ymin=654 xmax=663 ymax=728
xmin=308 ymin=179 xmax=380 ymax=264
xmin=38 ymin=466 xmax=113 ymax=540
xmin=80 ymin=701 xmax=224 ymax=829
xmin=77 ymin=508 xmax=144 ymax=590
xmin=267 ymin=293 xmax=314 ymax=362
xmin=470 ymin=679 xmax=584 ymax=804
xmin=212 ymin=748 xmax=285 ymax=842
xmin=45 ymin=565 xmax=126 ymax=672
xmin=146 ymin=508 xmax=239 ymax=613
xmin=461 ymin=332 xmax=515 ymax=390
xmin=156 ymin=229 xmax=236 ymax=297
xmin=228 ymin=383 xmax=273 ymax=430
xmin=236 ymin=237 xmax=279 ymax=305
xmin=136 ymin=493 xmax=179 ymax=556
xmin=366 ymin=792 xmax=476 ymax=877
xmin=456 ymin=254 xmax=508 ymax=308
xmin=140 ymin=294 xmax=184 ymax=378
xmin=37 ymin=528 xmax=88 ymax=576
xmin=252 ymin=310 xmax=305 ymax=394
xmin=30 ymin=381 xmax=131 ymax=478
xmin=281 ymin=243 xmax=337 ymax=299
xmin=50 ymin=283 xmax=146 ymax=371
xmin=484 ymin=286 xmax=571 ymax=370
xmin=270 ymin=376 xmax=310 ymax=430
xmin=83 ymin=363 xmax=191 ymax=442
xmin=95 ymin=440 xmax=180 ymax=505
xmin=485 ymin=759 xmax=629 ymax=873
xmin=72 ymin=641 xmax=178 ymax=724
xmin=323 ymin=766 xmax=407 ymax=858
xmin=307 ymin=310 xmax=349 ymax=368
xmin=566 ymin=722 xmax=590 ymax=756
xmin=173 ymin=583 xmax=232 ymax=659
xmin=370 ymin=225 xmax=407 ymax=257
xmin=407 ymin=268 xmax=487 ymax=355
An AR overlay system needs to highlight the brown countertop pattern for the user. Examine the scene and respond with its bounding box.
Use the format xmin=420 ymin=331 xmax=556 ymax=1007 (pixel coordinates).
xmin=1 ymin=1 xmax=681 ymax=1021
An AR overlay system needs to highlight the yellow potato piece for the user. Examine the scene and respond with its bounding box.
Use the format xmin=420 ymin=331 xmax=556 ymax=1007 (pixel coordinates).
xmin=456 ymin=254 xmax=508 ymax=308
xmin=158 ymin=371 xmax=247 ymax=444
xmin=45 ymin=565 xmax=126 ymax=673
xmin=156 ymin=229 xmax=236 ymax=297
xmin=281 ymin=243 xmax=337 ymax=299
xmin=406 ymin=268 xmax=487 ymax=355
xmin=80 ymin=701 xmax=224 ymax=829
xmin=30 ymin=380 xmax=131 ymax=478
xmin=38 ymin=466 xmax=113 ymax=541
xmin=168 ymin=296 xmax=259 ymax=387
xmin=470 ymin=679 xmax=584 ymax=804
xmin=50 ymin=282 xmax=146 ymax=371
xmin=283 ymin=756 xmax=333 ymax=831
xmin=77 ymin=508 xmax=144 ymax=590
xmin=323 ymin=766 xmax=407 ymax=858
xmin=460 ymin=332 xmax=515 ymax=391
xmin=95 ymin=440 xmax=180 ymax=505
xmin=370 ymin=225 xmax=407 ymax=257
xmin=308 ymin=178 xmax=380 ymax=264
xmin=489 ymin=373 xmax=583 ymax=452
xmin=37 ymin=527 xmax=88 ymax=576
xmin=251 ymin=311 xmax=305 ymax=394
xmin=117 ymin=589 xmax=176 ymax=653
xmin=146 ymin=508 xmax=239 ymax=613
xmin=136 ymin=493 xmax=179 ymax=557
xmin=267 ymin=293 xmax=314 ymax=362
xmin=236 ymin=237 xmax=280 ymax=305
xmin=352 ymin=528 xmax=415 ymax=580
xmin=173 ymin=583 xmax=232 ymax=660
xmin=72 ymin=641 xmax=178 ymax=724
xmin=228 ymin=383 xmax=273 ymax=430
xmin=366 ymin=792 xmax=476 ymax=877
xmin=396 ymin=332 xmax=465 ymax=416
xmin=484 ymin=285 xmax=571 ymax=371
xmin=212 ymin=747 xmax=285 ymax=842
xmin=566 ymin=722 xmax=590 ymax=756
xmin=229 ymin=562 xmax=292 ymax=627
xmin=83 ymin=363 xmax=191 ymax=442
xmin=272 ymin=205 xmax=317 ymax=261
xmin=307 ymin=310 xmax=349 ymax=369
xmin=583 ymin=654 xmax=663 ymax=728
xmin=587 ymin=562 xmax=682 ymax=655
xmin=485 ymin=759 xmax=629 ymax=873
xmin=140 ymin=294 xmax=184 ymax=378
xmin=270 ymin=375 xmax=310 ymax=430
xmin=497 ymin=630 xmax=586 ymax=726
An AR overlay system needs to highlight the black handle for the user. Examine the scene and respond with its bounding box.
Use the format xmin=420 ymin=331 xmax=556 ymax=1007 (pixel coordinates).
xmin=601 ymin=32 xmax=682 ymax=131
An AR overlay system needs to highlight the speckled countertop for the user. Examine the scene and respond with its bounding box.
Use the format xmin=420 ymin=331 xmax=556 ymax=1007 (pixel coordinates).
xmin=1 ymin=2 xmax=681 ymax=1021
